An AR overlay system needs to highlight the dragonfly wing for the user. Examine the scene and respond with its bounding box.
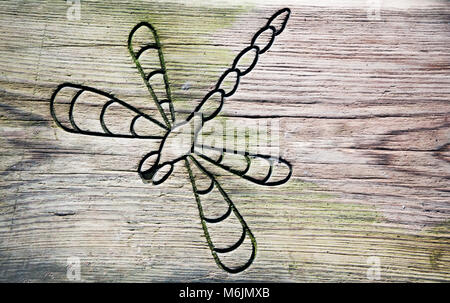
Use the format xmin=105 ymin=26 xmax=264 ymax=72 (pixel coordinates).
xmin=185 ymin=155 xmax=257 ymax=273
xmin=186 ymin=8 xmax=290 ymax=122
xmin=50 ymin=83 xmax=168 ymax=138
xmin=128 ymin=22 xmax=175 ymax=127
xmin=194 ymin=145 xmax=292 ymax=186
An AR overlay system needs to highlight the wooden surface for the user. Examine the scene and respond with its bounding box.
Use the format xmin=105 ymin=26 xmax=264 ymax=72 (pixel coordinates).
xmin=0 ymin=0 xmax=449 ymax=282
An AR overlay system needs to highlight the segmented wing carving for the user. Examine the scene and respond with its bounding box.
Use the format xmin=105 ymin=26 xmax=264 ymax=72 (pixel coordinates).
xmin=128 ymin=22 xmax=175 ymax=127
xmin=185 ymin=156 xmax=257 ymax=273
xmin=194 ymin=145 xmax=292 ymax=186
xmin=50 ymin=83 xmax=167 ymax=138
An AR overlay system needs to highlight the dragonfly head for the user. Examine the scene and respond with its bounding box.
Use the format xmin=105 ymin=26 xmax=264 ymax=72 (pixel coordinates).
xmin=138 ymin=151 xmax=174 ymax=185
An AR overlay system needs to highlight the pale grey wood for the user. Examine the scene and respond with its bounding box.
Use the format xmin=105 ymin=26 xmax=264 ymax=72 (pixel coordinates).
xmin=0 ymin=0 xmax=449 ymax=282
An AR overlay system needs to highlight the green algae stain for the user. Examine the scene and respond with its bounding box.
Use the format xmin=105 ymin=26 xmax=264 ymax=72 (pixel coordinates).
xmin=423 ymin=220 xmax=450 ymax=236
xmin=421 ymin=220 xmax=449 ymax=271
xmin=234 ymin=177 xmax=380 ymax=226
xmin=429 ymin=250 xmax=444 ymax=270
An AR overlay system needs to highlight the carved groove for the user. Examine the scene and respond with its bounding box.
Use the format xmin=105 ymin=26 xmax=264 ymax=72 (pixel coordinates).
xmin=50 ymin=8 xmax=292 ymax=274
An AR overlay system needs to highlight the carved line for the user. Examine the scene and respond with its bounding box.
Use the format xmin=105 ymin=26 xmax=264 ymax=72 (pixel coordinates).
xmin=195 ymin=145 xmax=293 ymax=186
xmin=50 ymin=7 xmax=292 ymax=275
xmin=185 ymin=7 xmax=291 ymax=126
xmin=128 ymin=22 xmax=175 ymax=127
xmin=50 ymin=83 xmax=167 ymax=139
xmin=185 ymin=155 xmax=257 ymax=274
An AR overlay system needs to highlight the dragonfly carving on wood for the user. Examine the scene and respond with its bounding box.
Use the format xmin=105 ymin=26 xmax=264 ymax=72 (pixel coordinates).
xmin=50 ymin=8 xmax=292 ymax=273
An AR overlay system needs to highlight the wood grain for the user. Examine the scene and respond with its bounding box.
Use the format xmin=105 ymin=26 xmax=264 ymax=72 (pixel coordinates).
xmin=0 ymin=0 xmax=449 ymax=282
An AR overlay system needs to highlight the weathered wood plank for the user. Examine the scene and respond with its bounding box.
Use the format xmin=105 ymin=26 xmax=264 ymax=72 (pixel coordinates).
xmin=0 ymin=0 xmax=449 ymax=282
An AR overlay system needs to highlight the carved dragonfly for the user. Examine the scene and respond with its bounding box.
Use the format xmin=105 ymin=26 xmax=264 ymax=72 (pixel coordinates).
xmin=50 ymin=8 xmax=292 ymax=273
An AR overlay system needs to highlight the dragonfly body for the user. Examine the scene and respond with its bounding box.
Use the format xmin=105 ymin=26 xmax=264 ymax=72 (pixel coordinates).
xmin=50 ymin=8 xmax=292 ymax=273
xmin=139 ymin=114 xmax=203 ymax=185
